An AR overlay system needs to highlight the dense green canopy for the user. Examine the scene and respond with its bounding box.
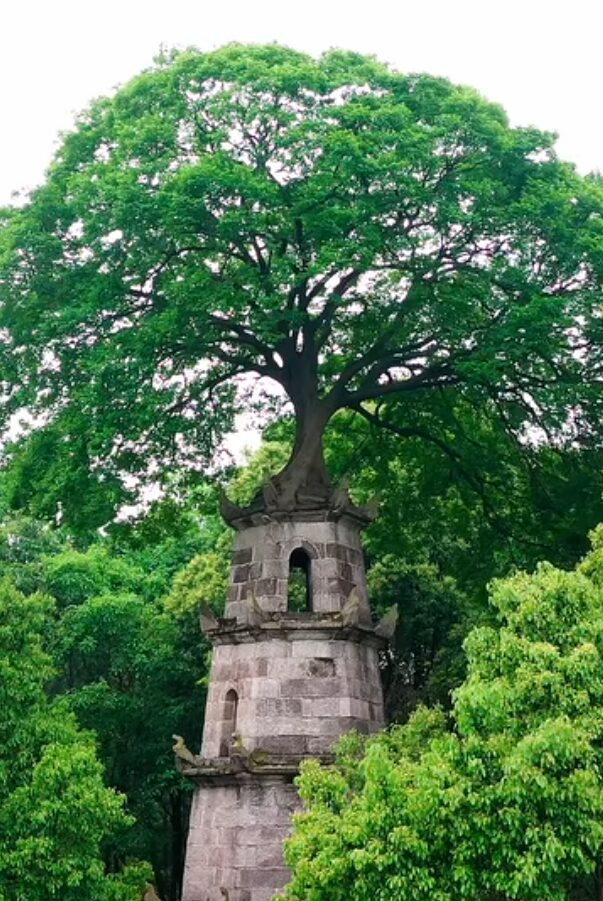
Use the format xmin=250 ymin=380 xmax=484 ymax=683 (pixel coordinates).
xmin=0 ymin=578 xmax=151 ymax=900
xmin=283 ymin=530 xmax=603 ymax=900
xmin=1 ymin=44 xmax=602 ymax=513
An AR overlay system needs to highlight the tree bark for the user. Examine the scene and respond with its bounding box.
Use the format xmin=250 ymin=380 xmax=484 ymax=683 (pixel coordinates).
xmin=271 ymin=397 xmax=335 ymax=509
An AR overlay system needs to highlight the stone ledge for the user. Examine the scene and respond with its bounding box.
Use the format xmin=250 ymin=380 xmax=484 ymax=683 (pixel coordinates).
xmin=202 ymin=611 xmax=386 ymax=649
xmin=177 ymin=752 xmax=333 ymax=783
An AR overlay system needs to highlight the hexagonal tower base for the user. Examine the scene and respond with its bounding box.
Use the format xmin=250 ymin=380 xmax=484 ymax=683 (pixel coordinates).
xmin=181 ymin=507 xmax=385 ymax=901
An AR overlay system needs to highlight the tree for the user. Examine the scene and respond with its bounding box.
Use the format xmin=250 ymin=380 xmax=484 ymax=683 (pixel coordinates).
xmin=0 ymin=511 xmax=209 ymax=899
xmin=0 ymin=579 xmax=150 ymax=900
xmin=282 ymin=530 xmax=603 ymax=900
xmin=1 ymin=44 xmax=602 ymax=521
xmin=55 ymin=591 xmax=206 ymax=901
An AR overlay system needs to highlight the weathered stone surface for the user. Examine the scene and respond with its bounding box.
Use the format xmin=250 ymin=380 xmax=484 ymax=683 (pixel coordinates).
xmin=182 ymin=778 xmax=299 ymax=901
xmin=182 ymin=510 xmax=386 ymax=901
xmin=224 ymin=514 xmax=372 ymax=621
xmin=198 ymin=628 xmax=383 ymax=759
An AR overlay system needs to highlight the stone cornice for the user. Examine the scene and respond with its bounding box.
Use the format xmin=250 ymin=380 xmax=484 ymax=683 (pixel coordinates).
xmin=219 ymin=485 xmax=378 ymax=531
xmin=202 ymin=611 xmax=387 ymax=650
xmin=176 ymin=752 xmax=334 ymax=783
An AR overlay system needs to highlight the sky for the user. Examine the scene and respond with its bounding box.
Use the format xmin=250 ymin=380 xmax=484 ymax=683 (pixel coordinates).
xmin=2 ymin=0 xmax=603 ymax=209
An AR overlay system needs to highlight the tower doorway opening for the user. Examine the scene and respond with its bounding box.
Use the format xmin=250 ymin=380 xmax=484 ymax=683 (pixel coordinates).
xmin=288 ymin=547 xmax=312 ymax=612
xmin=219 ymin=689 xmax=239 ymax=756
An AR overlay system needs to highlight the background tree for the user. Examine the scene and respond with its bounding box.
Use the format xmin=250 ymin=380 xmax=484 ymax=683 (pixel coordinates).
xmin=282 ymin=529 xmax=603 ymax=901
xmin=0 ymin=579 xmax=151 ymax=900
xmin=0 ymin=508 xmax=210 ymax=900
xmin=1 ymin=44 xmax=602 ymax=521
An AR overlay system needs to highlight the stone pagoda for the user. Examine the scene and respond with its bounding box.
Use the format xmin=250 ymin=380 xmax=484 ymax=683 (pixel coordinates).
xmin=179 ymin=484 xmax=388 ymax=901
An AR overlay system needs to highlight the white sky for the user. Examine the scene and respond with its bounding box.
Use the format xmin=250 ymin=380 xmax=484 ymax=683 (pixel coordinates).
xmin=1 ymin=0 xmax=602 ymax=208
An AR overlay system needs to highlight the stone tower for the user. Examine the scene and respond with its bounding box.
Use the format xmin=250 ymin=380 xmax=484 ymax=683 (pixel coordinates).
xmin=179 ymin=495 xmax=386 ymax=901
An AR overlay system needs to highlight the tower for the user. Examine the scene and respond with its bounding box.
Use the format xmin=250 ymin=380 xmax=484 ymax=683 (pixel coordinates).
xmin=179 ymin=494 xmax=386 ymax=901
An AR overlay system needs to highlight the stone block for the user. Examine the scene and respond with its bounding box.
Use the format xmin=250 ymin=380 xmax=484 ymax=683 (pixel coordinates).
xmin=307 ymin=657 xmax=336 ymax=678
xmin=232 ymin=564 xmax=251 ymax=583
xmin=248 ymin=678 xmax=280 ymax=699
xmin=255 ymin=577 xmax=278 ymax=596
xmin=232 ymin=547 xmax=253 ymax=565
xmin=262 ymin=541 xmax=284 ymax=560
xmin=266 ymin=658 xmax=300 ymax=680
xmin=258 ymin=558 xmax=288 ymax=580
xmin=313 ymin=557 xmax=339 ymax=578
xmin=312 ymin=591 xmax=341 ymax=613
xmin=256 ymin=697 xmax=303 ymax=717
xmin=306 ymin=736 xmax=332 ymax=755
xmin=280 ymin=677 xmax=343 ymax=699
xmin=263 ymin=734 xmax=310 ymax=755
xmin=255 ymin=846 xmax=286 ymax=868
xmin=301 ymin=697 xmax=342 ymax=718
xmin=239 ymin=867 xmax=291 ymax=889
xmin=233 ymin=527 xmax=259 ymax=550
xmin=339 ymin=697 xmax=370 ymax=719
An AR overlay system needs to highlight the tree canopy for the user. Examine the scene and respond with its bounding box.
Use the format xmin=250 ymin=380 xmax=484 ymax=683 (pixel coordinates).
xmin=1 ymin=44 xmax=602 ymax=517
xmin=0 ymin=578 xmax=151 ymax=900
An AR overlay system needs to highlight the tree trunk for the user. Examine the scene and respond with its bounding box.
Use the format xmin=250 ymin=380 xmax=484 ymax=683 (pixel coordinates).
xmin=272 ymin=398 xmax=334 ymax=509
xmin=219 ymin=351 xmax=347 ymax=522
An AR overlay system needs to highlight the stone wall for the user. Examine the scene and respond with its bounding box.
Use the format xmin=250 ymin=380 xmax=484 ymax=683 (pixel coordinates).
xmin=225 ymin=515 xmax=371 ymax=622
xmin=201 ymin=628 xmax=384 ymax=759
xmin=182 ymin=776 xmax=299 ymax=901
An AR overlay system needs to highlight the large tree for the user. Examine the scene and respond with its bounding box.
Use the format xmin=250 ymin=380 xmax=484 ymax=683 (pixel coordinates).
xmin=1 ymin=44 xmax=602 ymax=515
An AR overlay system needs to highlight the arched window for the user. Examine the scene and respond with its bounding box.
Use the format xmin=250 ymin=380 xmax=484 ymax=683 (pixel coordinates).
xmin=219 ymin=689 xmax=239 ymax=756
xmin=288 ymin=547 xmax=312 ymax=612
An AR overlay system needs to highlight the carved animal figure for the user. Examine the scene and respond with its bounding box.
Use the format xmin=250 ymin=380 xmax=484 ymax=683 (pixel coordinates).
xmin=199 ymin=603 xmax=219 ymax=634
xmin=340 ymin=588 xmax=361 ymax=627
xmin=229 ymin=732 xmax=249 ymax=770
xmin=374 ymin=605 xmax=399 ymax=639
xmin=172 ymin=735 xmax=196 ymax=765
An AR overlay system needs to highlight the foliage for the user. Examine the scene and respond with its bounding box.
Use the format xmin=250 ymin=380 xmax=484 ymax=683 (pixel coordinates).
xmin=42 ymin=545 xmax=147 ymax=607
xmin=579 ymin=525 xmax=603 ymax=587
xmin=283 ymin=535 xmax=603 ymax=900
xmin=2 ymin=423 xmax=129 ymax=538
xmin=0 ymin=512 xmax=207 ymax=900
xmin=0 ymin=579 xmax=150 ymax=900
xmin=55 ymin=590 xmax=206 ymax=899
xmin=1 ymin=44 xmax=602 ymax=519
xmin=227 ymin=441 xmax=291 ymax=507
xmin=367 ymin=557 xmax=469 ymax=719
xmin=164 ymin=545 xmax=230 ymax=616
